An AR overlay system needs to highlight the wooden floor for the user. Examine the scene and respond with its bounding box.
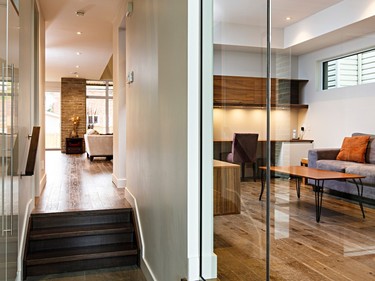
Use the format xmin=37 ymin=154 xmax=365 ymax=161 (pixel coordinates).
xmin=214 ymin=178 xmax=375 ymax=281
xmin=36 ymin=152 xmax=375 ymax=280
xmin=30 ymin=151 xmax=146 ymax=281
xmin=34 ymin=151 xmax=130 ymax=213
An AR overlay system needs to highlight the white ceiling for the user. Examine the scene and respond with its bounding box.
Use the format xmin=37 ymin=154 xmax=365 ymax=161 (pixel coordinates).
xmin=39 ymin=0 xmax=122 ymax=82
xmin=214 ymin=0 xmax=343 ymax=28
xmin=39 ymin=0 xmax=372 ymax=83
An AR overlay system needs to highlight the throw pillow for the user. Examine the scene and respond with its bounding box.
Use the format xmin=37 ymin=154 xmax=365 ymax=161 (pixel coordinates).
xmin=352 ymin=133 xmax=375 ymax=164
xmin=87 ymin=129 xmax=100 ymax=135
xmin=336 ymin=135 xmax=370 ymax=163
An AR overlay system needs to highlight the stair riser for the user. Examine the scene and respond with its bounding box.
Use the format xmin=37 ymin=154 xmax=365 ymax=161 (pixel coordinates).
xmin=26 ymin=255 xmax=138 ymax=276
xmin=31 ymin=212 xmax=132 ymax=230
xmin=29 ymin=232 xmax=135 ymax=252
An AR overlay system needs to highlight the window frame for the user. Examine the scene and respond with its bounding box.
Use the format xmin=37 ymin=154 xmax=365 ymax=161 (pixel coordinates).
xmin=86 ymin=80 xmax=113 ymax=134
xmin=322 ymin=48 xmax=375 ymax=90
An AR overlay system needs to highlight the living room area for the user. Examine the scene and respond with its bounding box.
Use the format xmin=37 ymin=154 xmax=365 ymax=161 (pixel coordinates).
xmin=209 ymin=1 xmax=375 ymax=280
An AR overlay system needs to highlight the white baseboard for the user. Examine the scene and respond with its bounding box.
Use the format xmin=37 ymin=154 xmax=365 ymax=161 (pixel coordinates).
xmin=201 ymin=253 xmax=217 ymax=279
xmin=16 ymin=198 xmax=34 ymax=281
xmin=112 ymin=173 xmax=126 ymax=188
xmin=125 ymin=188 xmax=157 ymax=281
xmin=38 ymin=173 xmax=47 ymax=195
xmin=188 ymin=256 xmax=200 ymax=281
xmin=141 ymin=257 xmax=158 ymax=281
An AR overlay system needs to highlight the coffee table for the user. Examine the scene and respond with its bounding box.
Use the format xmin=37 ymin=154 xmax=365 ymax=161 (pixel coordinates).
xmin=259 ymin=166 xmax=366 ymax=222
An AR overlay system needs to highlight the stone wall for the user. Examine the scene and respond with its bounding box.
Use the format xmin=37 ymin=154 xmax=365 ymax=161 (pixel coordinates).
xmin=61 ymin=78 xmax=87 ymax=153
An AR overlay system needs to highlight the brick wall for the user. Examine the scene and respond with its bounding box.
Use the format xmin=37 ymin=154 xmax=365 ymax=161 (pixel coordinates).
xmin=61 ymin=78 xmax=87 ymax=153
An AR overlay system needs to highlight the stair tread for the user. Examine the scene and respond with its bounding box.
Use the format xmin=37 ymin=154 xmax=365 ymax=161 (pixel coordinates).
xmin=26 ymin=243 xmax=138 ymax=265
xmin=31 ymin=208 xmax=132 ymax=218
xmin=30 ymin=222 xmax=134 ymax=239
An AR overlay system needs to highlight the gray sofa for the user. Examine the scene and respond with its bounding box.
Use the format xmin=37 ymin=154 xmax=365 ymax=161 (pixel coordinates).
xmin=308 ymin=133 xmax=375 ymax=202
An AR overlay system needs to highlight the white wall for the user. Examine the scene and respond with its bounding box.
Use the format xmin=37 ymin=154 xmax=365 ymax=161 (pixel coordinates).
xmin=36 ymin=0 xmax=46 ymax=196
xmin=299 ymin=32 xmax=375 ymax=148
xmin=17 ymin=0 xmax=38 ymax=279
xmin=112 ymin=6 xmax=127 ymax=189
xmin=121 ymin=0 xmax=201 ymax=280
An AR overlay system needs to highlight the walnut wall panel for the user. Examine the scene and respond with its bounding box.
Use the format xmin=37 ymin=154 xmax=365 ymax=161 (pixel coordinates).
xmin=214 ymin=75 xmax=307 ymax=107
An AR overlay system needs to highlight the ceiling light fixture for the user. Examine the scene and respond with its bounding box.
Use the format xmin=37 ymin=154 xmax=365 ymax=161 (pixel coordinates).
xmin=76 ymin=52 xmax=82 ymax=55
xmin=76 ymin=31 xmax=82 ymax=35
xmin=75 ymin=65 xmax=80 ymax=68
xmin=76 ymin=10 xmax=85 ymax=16
xmin=286 ymin=17 xmax=291 ymax=21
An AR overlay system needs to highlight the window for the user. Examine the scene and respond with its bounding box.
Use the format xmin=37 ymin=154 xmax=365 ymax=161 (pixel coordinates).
xmin=322 ymin=48 xmax=375 ymax=90
xmin=86 ymin=81 xmax=113 ymax=134
xmin=45 ymin=91 xmax=61 ymax=149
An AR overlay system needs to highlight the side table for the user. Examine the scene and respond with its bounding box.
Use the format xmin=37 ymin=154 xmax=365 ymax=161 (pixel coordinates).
xmin=66 ymin=137 xmax=84 ymax=154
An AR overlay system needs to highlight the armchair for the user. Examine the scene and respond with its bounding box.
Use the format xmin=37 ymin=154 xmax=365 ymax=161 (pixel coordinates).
xmin=84 ymin=133 xmax=113 ymax=161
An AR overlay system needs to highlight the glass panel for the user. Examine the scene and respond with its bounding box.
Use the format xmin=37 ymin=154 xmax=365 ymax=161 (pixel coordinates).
xmin=86 ymin=98 xmax=106 ymax=134
xmin=108 ymin=98 xmax=113 ymax=133
xmin=204 ymin=1 xmax=375 ymax=280
xmin=0 ymin=1 xmax=18 ymax=280
xmin=108 ymin=82 xmax=113 ymax=97
xmin=86 ymin=81 xmax=106 ymax=97
xmin=203 ymin=0 xmax=269 ymax=279
xmin=45 ymin=92 xmax=61 ymax=149
xmin=86 ymin=81 xmax=113 ymax=134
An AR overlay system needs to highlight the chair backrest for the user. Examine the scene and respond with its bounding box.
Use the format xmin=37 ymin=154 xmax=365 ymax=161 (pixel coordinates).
xmin=231 ymin=133 xmax=259 ymax=163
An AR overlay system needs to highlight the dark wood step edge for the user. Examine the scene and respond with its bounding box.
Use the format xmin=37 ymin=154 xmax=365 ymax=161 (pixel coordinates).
xmin=26 ymin=248 xmax=138 ymax=266
xmin=29 ymin=223 xmax=134 ymax=240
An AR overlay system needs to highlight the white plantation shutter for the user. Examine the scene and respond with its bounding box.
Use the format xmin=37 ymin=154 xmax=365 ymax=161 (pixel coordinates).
xmin=361 ymin=50 xmax=375 ymax=84
xmin=323 ymin=48 xmax=375 ymax=90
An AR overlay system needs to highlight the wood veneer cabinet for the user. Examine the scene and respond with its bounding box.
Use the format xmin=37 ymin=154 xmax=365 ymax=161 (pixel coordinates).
xmin=213 ymin=75 xmax=308 ymax=108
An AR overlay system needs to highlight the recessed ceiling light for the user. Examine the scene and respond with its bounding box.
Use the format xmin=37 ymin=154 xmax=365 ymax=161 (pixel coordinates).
xmin=76 ymin=10 xmax=85 ymax=16
xmin=76 ymin=52 xmax=82 ymax=55
xmin=75 ymin=74 xmax=79 ymax=78
xmin=76 ymin=31 xmax=82 ymax=35
xmin=286 ymin=17 xmax=291 ymax=21
xmin=75 ymin=65 xmax=80 ymax=68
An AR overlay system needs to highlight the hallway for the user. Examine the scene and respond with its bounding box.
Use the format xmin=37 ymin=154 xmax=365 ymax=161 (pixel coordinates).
xmin=26 ymin=151 xmax=146 ymax=281
xmin=34 ymin=151 xmax=129 ymax=213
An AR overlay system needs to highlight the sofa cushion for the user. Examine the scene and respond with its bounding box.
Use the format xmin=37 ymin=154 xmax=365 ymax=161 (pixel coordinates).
xmin=336 ymin=135 xmax=370 ymax=163
xmin=87 ymin=129 xmax=100 ymax=135
xmin=316 ymin=160 xmax=355 ymax=172
xmin=352 ymin=133 xmax=375 ymax=164
xmin=346 ymin=164 xmax=375 ymax=185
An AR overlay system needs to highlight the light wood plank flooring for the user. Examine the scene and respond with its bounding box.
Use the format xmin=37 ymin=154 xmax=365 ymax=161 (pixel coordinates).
xmin=214 ymin=178 xmax=375 ymax=281
xmin=34 ymin=151 xmax=130 ymax=213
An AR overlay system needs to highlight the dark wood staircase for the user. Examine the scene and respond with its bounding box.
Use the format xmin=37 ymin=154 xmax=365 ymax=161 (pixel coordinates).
xmin=23 ymin=208 xmax=139 ymax=279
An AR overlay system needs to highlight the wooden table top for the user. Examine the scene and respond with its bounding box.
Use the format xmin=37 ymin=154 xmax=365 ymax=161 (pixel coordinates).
xmin=259 ymin=166 xmax=365 ymax=180
xmin=213 ymin=160 xmax=240 ymax=168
